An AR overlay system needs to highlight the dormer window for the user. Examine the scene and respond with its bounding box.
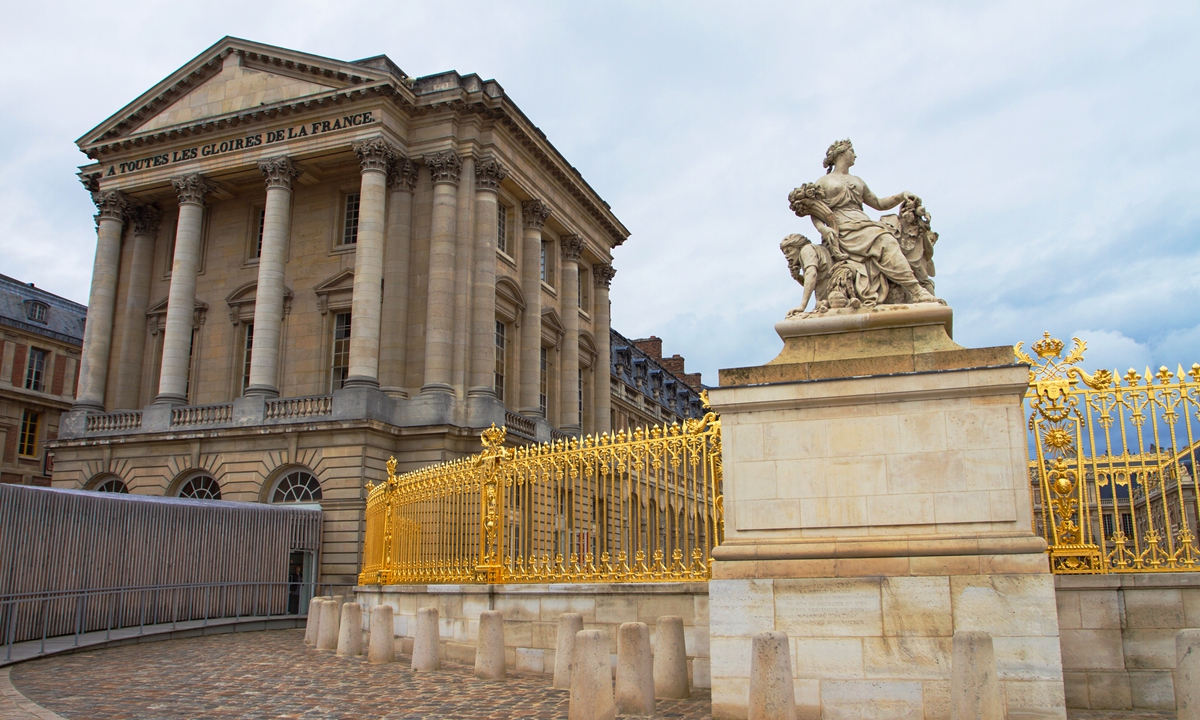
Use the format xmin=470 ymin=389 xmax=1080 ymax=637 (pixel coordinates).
xmin=26 ymin=301 xmax=48 ymax=324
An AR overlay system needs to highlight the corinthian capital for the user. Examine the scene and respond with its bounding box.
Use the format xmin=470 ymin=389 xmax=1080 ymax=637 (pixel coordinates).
xmin=132 ymin=205 xmax=163 ymax=235
xmin=475 ymin=157 xmax=508 ymax=192
xmin=389 ymin=156 xmax=418 ymax=193
xmin=94 ymin=190 xmax=132 ymax=222
xmin=425 ymin=150 xmax=462 ymax=186
xmin=521 ymin=199 xmax=551 ymax=230
xmin=258 ymin=155 xmax=303 ymax=190
xmin=353 ymin=137 xmax=398 ymax=174
xmin=171 ymin=174 xmax=216 ymax=206
xmin=593 ymin=263 xmax=616 ymax=288
xmin=560 ymin=234 xmax=584 ymax=262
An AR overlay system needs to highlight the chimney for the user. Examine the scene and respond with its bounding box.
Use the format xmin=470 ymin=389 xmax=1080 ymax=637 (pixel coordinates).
xmin=632 ymin=336 xmax=662 ymax=361
xmin=661 ymin=354 xmax=686 ymax=375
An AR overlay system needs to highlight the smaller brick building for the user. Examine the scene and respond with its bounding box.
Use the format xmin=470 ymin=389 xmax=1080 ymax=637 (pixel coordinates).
xmin=609 ymin=331 xmax=706 ymax=432
xmin=0 ymin=274 xmax=86 ymax=486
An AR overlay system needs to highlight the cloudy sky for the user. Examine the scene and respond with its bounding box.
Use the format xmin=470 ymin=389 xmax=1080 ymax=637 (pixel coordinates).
xmin=1 ymin=2 xmax=1197 ymax=383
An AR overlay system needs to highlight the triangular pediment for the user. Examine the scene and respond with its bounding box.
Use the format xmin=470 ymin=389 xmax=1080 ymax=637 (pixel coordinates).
xmin=78 ymin=37 xmax=404 ymax=148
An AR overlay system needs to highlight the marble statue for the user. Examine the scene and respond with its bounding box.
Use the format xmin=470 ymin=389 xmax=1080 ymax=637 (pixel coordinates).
xmin=784 ymin=139 xmax=941 ymax=317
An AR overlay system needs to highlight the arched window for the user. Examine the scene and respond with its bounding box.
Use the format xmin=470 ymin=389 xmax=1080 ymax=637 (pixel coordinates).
xmin=271 ymin=469 xmax=322 ymax=503
xmin=93 ymin=477 xmax=128 ymax=494
xmin=177 ymin=474 xmax=221 ymax=500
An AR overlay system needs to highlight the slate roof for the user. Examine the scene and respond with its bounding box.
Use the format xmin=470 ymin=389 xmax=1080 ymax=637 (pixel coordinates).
xmin=0 ymin=273 xmax=87 ymax=345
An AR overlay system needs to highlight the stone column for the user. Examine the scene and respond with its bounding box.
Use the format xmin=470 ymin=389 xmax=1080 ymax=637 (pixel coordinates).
xmin=519 ymin=199 xmax=551 ymax=415
xmin=114 ymin=205 xmax=160 ymax=409
xmin=591 ymin=263 xmax=615 ymax=434
xmin=379 ymin=157 xmax=417 ymax=397
xmin=421 ymin=150 xmax=462 ymax=394
xmin=244 ymin=155 xmax=301 ymax=397
xmin=451 ymin=156 xmax=476 ymax=396
xmin=559 ymin=235 xmax=584 ymax=433
xmin=468 ymin=157 xmax=507 ymax=397
xmin=345 ymin=137 xmax=396 ymax=389
xmin=74 ymin=190 xmax=131 ymax=411
xmin=155 ymin=174 xmax=214 ymax=405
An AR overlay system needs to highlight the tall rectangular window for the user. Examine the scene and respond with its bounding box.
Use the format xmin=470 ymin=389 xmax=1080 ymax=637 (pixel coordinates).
xmin=539 ymin=347 xmax=548 ymax=417
xmin=18 ymin=409 xmax=39 ymax=457
xmin=184 ymin=328 xmax=197 ymax=402
xmin=540 ymin=241 xmax=554 ymax=285
xmin=341 ymin=192 xmax=361 ymax=245
xmin=254 ymin=208 xmax=265 ymax=258
xmin=1121 ymin=512 xmax=1134 ymax=539
xmin=241 ymin=323 xmax=254 ymax=394
xmin=494 ymin=321 xmax=506 ymax=403
xmin=331 ymin=312 xmax=352 ymax=391
xmin=579 ymin=369 xmax=584 ymax=418
xmin=496 ymin=204 xmax=508 ymax=255
xmin=24 ymin=348 xmax=46 ymax=391
xmin=580 ymin=269 xmax=590 ymax=311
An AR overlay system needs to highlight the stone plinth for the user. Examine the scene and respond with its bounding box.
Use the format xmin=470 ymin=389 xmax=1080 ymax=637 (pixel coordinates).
xmin=707 ymin=305 xmax=1066 ymax=720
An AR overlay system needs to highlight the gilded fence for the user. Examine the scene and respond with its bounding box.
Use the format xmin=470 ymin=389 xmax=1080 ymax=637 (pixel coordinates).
xmin=358 ymin=407 xmax=723 ymax=585
xmin=1020 ymin=333 xmax=1200 ymax=574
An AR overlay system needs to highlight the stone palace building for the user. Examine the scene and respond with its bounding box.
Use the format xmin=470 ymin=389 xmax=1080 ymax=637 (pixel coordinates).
xmin=1 ymin=275 xmax=88 ymax=487
xmin=48 ymin=37 xmax=703 ymax=586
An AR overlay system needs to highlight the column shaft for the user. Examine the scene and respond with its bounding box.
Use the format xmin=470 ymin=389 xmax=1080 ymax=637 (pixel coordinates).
xmin=592 ymin=264 xmax=615 ymax=434
xmin=114 ymin=206 xmax=160 ymax=409
xmin=379 ymin=158 xmax=416 ymax=397
xmin=74 ymin=191 xmax=130 ymax=411
xmin=451 ymin=157 xmax=475 ymax=396
xmin=156 ymin=174 xmax=213 ymax=405
xmin=468 ymin=158 xmax=507 ymax=396
xmin=421 ymin=150 xmax=462 ymax=393
xmin=246 ymin=156 xmax=300 ymax=397
xmin=519 ymin=200 xmax=551 ymax=415
xmin=346 ymin=138 xmax=394 ymax=388
xmin=559 ymin=235 xmax=583 ymax=432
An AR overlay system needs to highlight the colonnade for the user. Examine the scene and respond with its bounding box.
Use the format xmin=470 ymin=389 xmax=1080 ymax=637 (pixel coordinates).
xmin=73 ymin=135 xmax=615 ymax=434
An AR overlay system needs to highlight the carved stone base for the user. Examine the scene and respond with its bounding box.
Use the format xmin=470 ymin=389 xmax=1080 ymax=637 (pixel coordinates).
xmin=719 ymin=303 xmax=1012 ymax=386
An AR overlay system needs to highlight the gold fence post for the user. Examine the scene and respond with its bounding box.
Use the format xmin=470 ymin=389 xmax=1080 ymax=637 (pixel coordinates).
xmin=476 ymin=424 xmax=508 ymax=583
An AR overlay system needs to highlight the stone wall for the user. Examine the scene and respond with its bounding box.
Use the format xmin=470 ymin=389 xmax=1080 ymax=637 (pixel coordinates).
xmin=1056 ymin=572 xmax=1200 ymax=710
xmin=355 ymin=583 xmax=710 ymax=687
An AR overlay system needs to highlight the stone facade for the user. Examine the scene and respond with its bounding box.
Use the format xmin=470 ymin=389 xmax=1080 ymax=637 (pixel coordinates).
xmin=0 ymin=274 xmax=86 ymax=487
xmin=49 ymin=37 xmax=634 ymax=585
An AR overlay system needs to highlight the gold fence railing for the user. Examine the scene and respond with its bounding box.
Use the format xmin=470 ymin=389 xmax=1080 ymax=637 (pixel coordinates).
xmin=358 ymin=409 xmax=724 ymax=585
xmin=1019 ymin=333 xmax=1200 ymax=574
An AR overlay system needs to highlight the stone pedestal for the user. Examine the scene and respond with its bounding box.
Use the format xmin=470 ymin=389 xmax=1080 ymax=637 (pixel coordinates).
xmin=708 ymin=305 xmax=1066 ymax=720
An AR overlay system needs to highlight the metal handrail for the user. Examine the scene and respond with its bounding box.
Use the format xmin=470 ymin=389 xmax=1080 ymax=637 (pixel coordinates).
xmin=1 ymin=581 xmax=354 ymax=663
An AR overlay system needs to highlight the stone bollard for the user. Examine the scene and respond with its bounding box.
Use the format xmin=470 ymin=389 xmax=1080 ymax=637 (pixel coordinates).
xmin=336 ymin=602 xmax=362 ymax=657
xmin=749 ymin=631 xmax=796 ymax=720
xmin=654 ymin=615 xmax=690 ymax=699
xmin=951 ymin=630 xmax=1001 ymax=720
xmin=1177 ymin=629 xmax=1200 ymax=720
xmin=303 ymin=598 xmax=325 ymax=646
xmin=368 ymin=605 xmax=396 ymax=664
xmin=569 ymin=629 xmax=616 ymax=720
xmin=411 ymin=606 xmax=441 ymax=672
xmin=316 ymin=599 xmax=341 ymax=651
xmin=475 ymin=610 xmax=507 ymax=680
xmin=554 ymin=612 xmax=585 ymax=690
xmin=616 ymin=622 xmax=655 ymax=717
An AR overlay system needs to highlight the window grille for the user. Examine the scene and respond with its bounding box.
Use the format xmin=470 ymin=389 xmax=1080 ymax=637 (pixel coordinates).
xmin=241 ymin=323 xmax=254 ymax=393
xmin=342 ymin=192 xmax=360 ymax=245
xmin=539 ymin=347 xmax=548 ymax=417
xmin=497 ymin=204 xmax=508 ymax=255
xmin=18 ymin=410 xmax=39 ymax=457
xmin=94 ymin=478 xmax=129 ymax=494
xmin=495 ymin=321 xmax=506 ymax=402
xmin=24 ymin=348 xmax=46 ymax=391
xmin=331 ymin=313 xmax=351 ymax=391
xmin=177 ymin=474 xmax=221 ymax=500
xmin=271 ymin=470 xmax=323 ymax=503
xmin=254 ymin=208 xmax=265 ymax=258
xmin=26 ymin=302 xmax=48 ymax=324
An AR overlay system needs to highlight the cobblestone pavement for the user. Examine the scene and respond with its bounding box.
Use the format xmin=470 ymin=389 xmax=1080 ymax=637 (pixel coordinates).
xmin=8 ymin=629 xmax=711 ymax=719
xmin=4 ymin=630 xmax=1181 ymax=719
